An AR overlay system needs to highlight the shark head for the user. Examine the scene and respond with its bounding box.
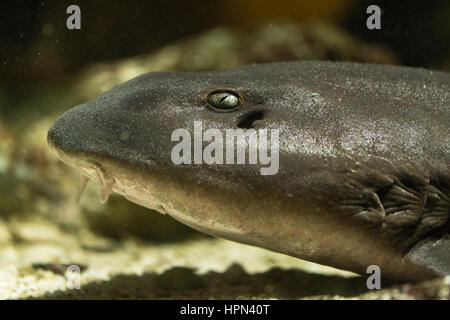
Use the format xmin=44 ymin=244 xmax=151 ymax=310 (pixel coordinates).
xmin=47 ymin=64 xmax=307 ymax=243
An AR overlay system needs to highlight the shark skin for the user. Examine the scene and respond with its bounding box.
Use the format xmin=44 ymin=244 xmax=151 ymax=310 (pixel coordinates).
xmin=47 ymin=61 xmax=450 ymax=282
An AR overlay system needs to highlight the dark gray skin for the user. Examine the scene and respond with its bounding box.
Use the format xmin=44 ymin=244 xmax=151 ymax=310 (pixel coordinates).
xmin=48 ymin=61 xmax=450 ymax=282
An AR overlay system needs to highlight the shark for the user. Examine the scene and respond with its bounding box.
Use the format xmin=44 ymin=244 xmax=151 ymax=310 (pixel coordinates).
xmin=48 ymin=61 xmax=450 ymax=282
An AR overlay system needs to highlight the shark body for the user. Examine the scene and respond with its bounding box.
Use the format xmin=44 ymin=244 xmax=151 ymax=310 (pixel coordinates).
xmin=48 ymin=61 xmax=450 ymax=282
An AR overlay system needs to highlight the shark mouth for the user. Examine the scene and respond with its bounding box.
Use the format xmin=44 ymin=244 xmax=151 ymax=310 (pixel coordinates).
xmin=49 ymin=143 xmax=248 ymax=241
xmin=82 ymin=160 xmax=167 ymax=215
xmin=51 ymin=145 xmax=167 ymax=215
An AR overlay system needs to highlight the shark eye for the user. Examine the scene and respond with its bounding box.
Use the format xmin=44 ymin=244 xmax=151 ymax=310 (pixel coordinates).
xmin=207 ymin=91 xmax=241 ymax=111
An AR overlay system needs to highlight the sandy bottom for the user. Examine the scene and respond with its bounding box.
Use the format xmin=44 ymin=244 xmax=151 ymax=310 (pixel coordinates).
xmin=0 ymin=218 xmax=448 ymax=300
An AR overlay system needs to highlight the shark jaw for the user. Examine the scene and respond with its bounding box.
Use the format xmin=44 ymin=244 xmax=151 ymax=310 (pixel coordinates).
xmin=49 ymin=142 xmax=167 ymax=214
xmin=47 ymin=140 xmax=252 ymax=241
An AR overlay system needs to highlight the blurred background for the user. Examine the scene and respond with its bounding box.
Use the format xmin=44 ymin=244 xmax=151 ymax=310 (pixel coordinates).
xmin=0 ymin=0 xmax=449 ymax=299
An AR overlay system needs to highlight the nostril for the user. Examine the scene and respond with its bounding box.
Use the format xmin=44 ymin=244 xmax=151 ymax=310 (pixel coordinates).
xmin=237 ymin=110 xmax=265 ymax=129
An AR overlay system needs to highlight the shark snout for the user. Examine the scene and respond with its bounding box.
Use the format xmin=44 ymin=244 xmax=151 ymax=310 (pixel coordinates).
xmin=47 ymin=117 xmax=67 ymax=153
xmin=47 ymin=99 xmax=125 ymax=160
xmin=47 ymin=104 xmax=93 ymax=155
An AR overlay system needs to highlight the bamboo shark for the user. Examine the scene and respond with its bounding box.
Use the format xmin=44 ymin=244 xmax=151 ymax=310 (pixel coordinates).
xmin=48 ymin=61 xmax=450 ymax=282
